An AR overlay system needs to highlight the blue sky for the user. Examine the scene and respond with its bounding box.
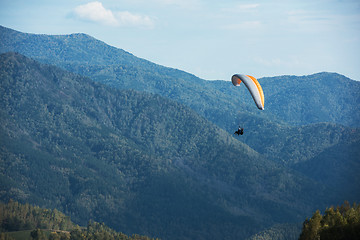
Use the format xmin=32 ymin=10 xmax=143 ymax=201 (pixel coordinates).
xmin=1 ymin=0 xmax=360 ymax=81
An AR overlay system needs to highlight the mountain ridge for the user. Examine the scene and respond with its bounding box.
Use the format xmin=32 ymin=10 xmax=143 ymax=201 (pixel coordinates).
xmin=1 ymin=25 xmax=360 ymax=240
xmin=1 ymin=25 xmax=359 ymax=129
xmin=1 ymin=26 xmax=359 ymax=166
xmin=1 ymin=52 xmax=327 ymax=239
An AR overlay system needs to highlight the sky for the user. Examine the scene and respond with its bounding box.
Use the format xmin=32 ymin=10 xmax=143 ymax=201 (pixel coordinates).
xmin=1 ymin=0 xmax=360 ymax=81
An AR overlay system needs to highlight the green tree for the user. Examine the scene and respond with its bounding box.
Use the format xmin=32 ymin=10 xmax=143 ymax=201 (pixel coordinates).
xmin=299 ymin=210 xmax=322 ymax=240
xmin=0 ymin=233 xmax=15 ymax=240
xmin=70 ymin=226 xmax=85 ymax=240
xmin=299 ymin=202 xmax=360 ymax=240
xmin=31 ymin=229 xmax=47 ymax=240
xmin=49 ymin=232 xmax=61 ymax=240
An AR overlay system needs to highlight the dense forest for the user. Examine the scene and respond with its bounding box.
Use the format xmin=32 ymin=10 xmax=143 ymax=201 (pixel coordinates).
xmin=246 ymin=224 xmax=301 ymax=240
xmin=0 ymin=200 xmax=74 ymax=232
xmin=0 ymin=200 xmax=156 ymax=240
xmin=1 ymin=26 xmax=360 ymax=240
xmin=2 ymin=200 xmax=359 ymax=240
xmin=0 ymin=52 xmax=303 ymax=239
xmin=1 ymin=25 xmax=359 ymax=169
xmin=299 ymin=202 xmax=360 ymax=240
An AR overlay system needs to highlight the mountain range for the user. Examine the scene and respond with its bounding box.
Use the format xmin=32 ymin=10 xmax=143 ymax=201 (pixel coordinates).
xmin=0 ymin=25 xmax=359 ymax=240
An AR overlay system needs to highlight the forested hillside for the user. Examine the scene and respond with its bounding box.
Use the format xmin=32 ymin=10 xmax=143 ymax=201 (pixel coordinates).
xmin=1 ymin=25 xmax=360 ymax=240
xmin=299 ymin=202 xmax=360 ymax=240
xmin=259 ymin=73 xmax=360 ymax=126
xmin=294 ymin=140 xmax=360 ymax=201
xmin=246 ymin=223 xmax=301 ymax=240
xmin=1 ymin=25 xmax=359 ymax=167
xmin=0 ymin=52 xmax=326 ymax=239
xmin=1 ymin=25 xmax=359 ymax=128
xmin=0 ymin=200 xmax=74 ymax=232
xmin=0 ymin=200 xmax=156 ymax=240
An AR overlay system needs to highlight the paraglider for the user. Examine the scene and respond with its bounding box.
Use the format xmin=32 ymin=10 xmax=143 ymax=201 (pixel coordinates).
xmin=234 ymin=126 xmax=244 ymax=135
xmin=231 ymin=74 xmax=264 ymax=110
xmin=231 ymin=74 xmax=264 ymax=135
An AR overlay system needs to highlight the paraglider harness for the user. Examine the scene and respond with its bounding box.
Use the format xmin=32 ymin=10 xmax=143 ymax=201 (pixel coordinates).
xmin=234 ymin=126 xmax=244 ymax=135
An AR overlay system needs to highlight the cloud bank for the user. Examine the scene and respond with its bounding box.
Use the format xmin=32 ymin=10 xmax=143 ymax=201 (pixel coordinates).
xmin=73 ymin=1 xmax=154 ymax=28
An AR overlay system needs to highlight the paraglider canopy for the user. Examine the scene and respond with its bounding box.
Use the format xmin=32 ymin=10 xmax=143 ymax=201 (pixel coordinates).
xmin=231 ymin=74 xmax=264 ymax=110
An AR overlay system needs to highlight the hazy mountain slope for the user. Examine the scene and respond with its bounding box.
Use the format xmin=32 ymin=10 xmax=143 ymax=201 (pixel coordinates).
xmin=1 ymin=25 xmax=359 ymax=129
xmin=0 ymin=52 xmax=329 ymax=239
xmin=0 ymin=25 xmax=202 ymax=90
xmin=240 ymin=122 xmax=360 ymax=165
xmin=0 ymin=26 xmax=258 ymax=139
xmin=1 ymin=25 xmax=359 ymax=168
xmin=294 ymin=139 xmax=360 ymax=202
xmin=0 ymin=25 xmax=139 ymax=67
xmin=260 ymin=73 xmax=360 ymax=127
xmin=246 ymin=223 xmax=302 ymax=240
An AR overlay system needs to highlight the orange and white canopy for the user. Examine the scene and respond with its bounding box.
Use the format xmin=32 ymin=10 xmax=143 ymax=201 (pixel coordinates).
xmin=231 ymin=74 xmax=264 ymax=110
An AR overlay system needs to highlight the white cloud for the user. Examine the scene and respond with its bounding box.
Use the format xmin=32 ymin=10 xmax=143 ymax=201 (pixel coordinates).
xmin=222 ymin=3 xmax=260 ymax=13
xmin=235 ymin=3 xmax=260 ymax=11
xmin=73 ymin=1 xmax=155 ymax=28
xmin=220 ymin=3 xmax=261 ymax=30
xmin=284 ymin=8 xmax=356 ymax=32
xmin=253 ymin=57 xmax=284 ymax=67
xmin=153 ymin=0 xmax=202 ymax=9
xmin=222 ymin=21 xmax=261 ymax=30
xmin=253 ymin=56 xmax=307 ymax=70
xmin=116 ymin=11 xmax=155 ymax=28
xmin=74 ymin=1 xmax=118 ymax=26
